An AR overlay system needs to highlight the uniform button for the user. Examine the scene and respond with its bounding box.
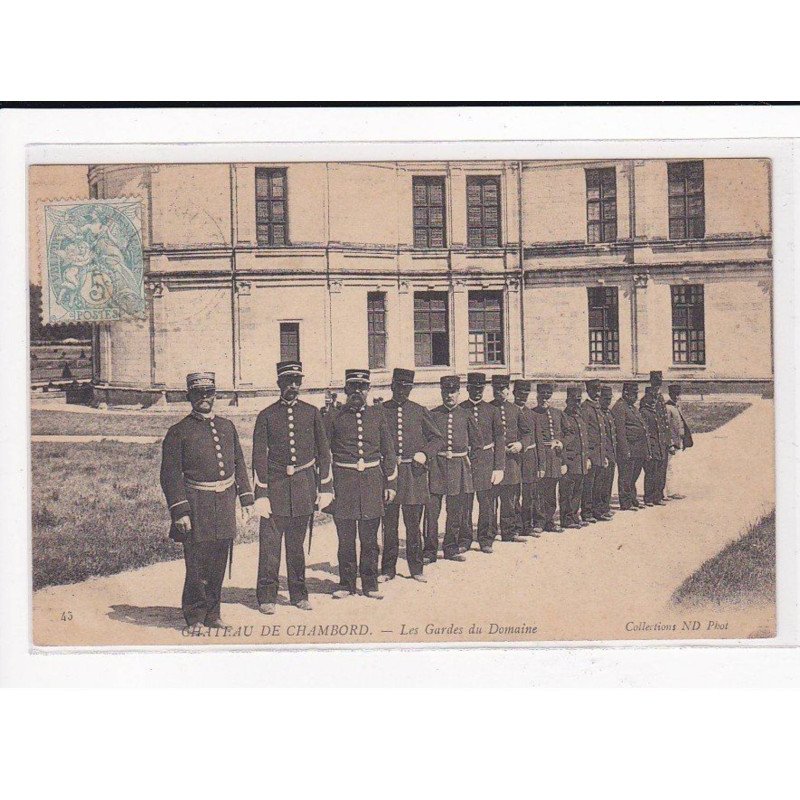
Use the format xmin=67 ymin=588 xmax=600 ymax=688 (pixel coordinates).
xmin=219 ymin=470 xmax=225 ymax=477
xmin=288 ymin=423 xmax=294 ymax=429
xmin=213 ymin=436 xmax=219 ymax=442
xmin=290 ymin=447 xmax=296 ymax=454
xmin=215 ymin=444 xmax=221 ymax=451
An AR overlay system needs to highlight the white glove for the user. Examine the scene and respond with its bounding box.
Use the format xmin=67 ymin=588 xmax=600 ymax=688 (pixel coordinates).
xmin=560 ymin=464 xmax=568 ymax=475
xmin=413 ymin=452 xmax=427 ymax=465
xmin=491 ymin=470 xmax=504 ymax=485
xmin=586 ymin=459 xmax=592 ymax=471
xmin=317 ymin=491 xmax=334 ymax=509
xmin=253 ymin=497 xmax=272 ymax=519
xmin=506 ymin=441 xmax=522 ymax=454
xmin=385 ymin=488 xmax=397 ymax=504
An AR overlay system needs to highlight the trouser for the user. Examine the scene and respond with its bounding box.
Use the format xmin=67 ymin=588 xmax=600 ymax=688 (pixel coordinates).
xmin=537 ymin=477 xmax=559 ymax=528
xmin=580 ymin=465 xmax=602 ymax=520
xmin=643 ymin=458 xmax=664 ymax=504
xmin=593 ymin=461 xmax=616 ymax=516
xmin=462 ymin=489 xmax=497 ymax=548
xmin=659 ymin=451 xmax=670 ymax=498
xmin=496 ymin=483 xmax=521 ymax=540
xmin=256 ymin=514 xmax=309 ymax=605
xmin=520 ymin=481 xmax=537 ymax=534
xmin=334 ymin=517 xmax=380 ymax=593
xmin=666 ymin=449 xmax=681 ymax=496
xmin=559 ymin=473 xmax=585 ymax=526
xmin=425 ymin=493 xmax=465 ymax=560
xmin=618 ymin=457 xmax=644 ymax=508
xmin=182 ymin=538 xmax=231 ymax=626
xmin=381 ymin=503 xmax=424 ymax=578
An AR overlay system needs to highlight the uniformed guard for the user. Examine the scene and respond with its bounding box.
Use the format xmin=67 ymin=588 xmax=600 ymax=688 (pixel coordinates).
xmin=665 ymin=382 xmax=692 ymax=500
xmin=425 ymin=375 xmax=481 ymax=563
xmin=513 ymin=379 xmax=539 ymax=537
xmin=491 ymin=374 xmax=531 ymax=542
xmin=560 ymin=385 xmax=591 ymax=529
xmin=160 ymin=372 xmax=254 ymax=628
xmin=251 ymin=361 xmax=333 ymax=615
xmin=380 ymin=368 xmax=444 ymax=583
xmin=324 ymin=369 xmax=397 ymax=599
xmin=649 ymin=370 xmax=671 ymax=502
xmin=531 ymin=382 xmax=566 ymax=533
xmin=639 ymin=386 xmax=668 ymax=506
xmin=591 ymin=384 xmax=618 ymax=520
xmin=459 ymin=372 xmax=505 ymax=554
xmin=580 ymin=379 xmax=611 ymax=524
xmin=612 ymin=381 xmax=652 ymax=510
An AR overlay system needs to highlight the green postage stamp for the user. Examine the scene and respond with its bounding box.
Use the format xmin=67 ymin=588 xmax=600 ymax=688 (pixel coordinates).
xmin=41 ymin=199 xmax=145 ymax=323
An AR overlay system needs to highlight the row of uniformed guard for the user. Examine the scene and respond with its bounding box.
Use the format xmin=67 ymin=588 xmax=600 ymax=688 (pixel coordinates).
xmin=160 ymin=366 xmax=692 ymax=625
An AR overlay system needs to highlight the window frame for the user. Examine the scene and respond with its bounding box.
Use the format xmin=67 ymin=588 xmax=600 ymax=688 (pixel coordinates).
xmin=255 ymin=167 xmax=289 ymax=247
xmin=671 ymin=284 xmax=706 ymax=365
xmin=466 ymin=175 xmax=502 ymax=248
xmin=668 ymin=161 xmax=705 ymax=241
xmin=279 ymin=321 xmax=300 ymax=363
xmin=468 ymin=290 xmax=505 ymax=366
xmin=413 ymin=291 xmax=450 ymax=367
xmin=412 ymin=176 xmax=447 ymax=249
xmin=586 ymin=286 xmax=620 ymax=365
xmin=367 ymin=291 xmax=387 ymax=370
xmin=585 ymin=167 xmax=618 ymax=244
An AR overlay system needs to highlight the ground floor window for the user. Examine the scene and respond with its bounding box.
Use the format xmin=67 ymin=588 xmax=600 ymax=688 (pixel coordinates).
xmin=468 ymin=290 xmax=504 ymax=365
xmin=279 ymin=321 xmax=300 ymax=362
xmin=671 ymin=284 xmax=705 ymax=364
xmin=414 ymin=291 xmax=450 ymax=366
xmin=587 ymin=286 xmax=620 ymax=364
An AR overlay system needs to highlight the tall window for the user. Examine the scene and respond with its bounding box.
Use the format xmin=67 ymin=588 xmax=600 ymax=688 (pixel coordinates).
xmin=413 ymin=177 xmax=446 ymax=249
xmin=587 ymin=287 xmax=620 ymax=364
xmin=668 ymin=161 xmax=705 ymax=240
xmin=367 ymin=292 xmax=387 ymax=370
xmin=671 ymin=285 xmax=705 ymax=364
xmin=467 ymin=176 xmax=501 ymax=247
xmin=468 ymin=291 xmax=504 ymax=365
xmin=414 ymin=292 xmax=449 ymax=366
xmin=279 ymin=322 xmax=300 ymax=362
xmin=585 ymin=167 xmax=617 ymax=243
xmin=256 ymin=167 xmax=288 ymax=246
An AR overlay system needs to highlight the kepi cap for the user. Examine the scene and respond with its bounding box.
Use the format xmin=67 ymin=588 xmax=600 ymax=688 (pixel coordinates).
xmin=466 ymin=371 xmax=487 ymax=387
xmin=345 ymin=368 xmax=371 ymax=384
xmin=276 ymin=360 xmax=304 ymax=379
xmin=391 ymin=367 xmax=415 ymax=385
xmin=537 ymin=382 xmax=554 ymax=393
xmin=440 ymin=375 xmax=461 ymax=391
xmin=649 ymin=370 xmax=663 ymax=381
xmin=566 ymin=384 xmax=583 ymax=400
xmin=514 ymin=379 xmax=532 ymax=393
xmin=622 ymin=381 xmax=639 ymax=392
xmin=187 ymin=372 xmax=215 ymax=390
xmin=599 ymin=384 xmax=614 ymax=397
xmin=491 ymin=374 xmax=511 ymax=388
xmin=585 ymin=378 xmax=601 ymax=391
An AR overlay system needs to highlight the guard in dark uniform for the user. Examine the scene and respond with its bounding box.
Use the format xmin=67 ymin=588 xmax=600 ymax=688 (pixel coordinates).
xmin=639 ymin=386 xmax=668 ymax=506
xmin=612 ymin=381 xmax=652 ymax=510
xmin=324 ymin=369 xmax=397 ymax=599
xmin=425 ymin=376 xmax=480 ymax=563
xmin=513 ymin=379 xmax=539 ymax=537
xmin=252 ymin=360 xmax=333 ymax=614
xmin=649 ymin=370 xmax=671 ymax=502
xmin=160 ymin=372 xmax=254 ymax=628
xmin=580 ymin=379 xmax=611 ymax=524
xmin=491 ymin=374 xmax=530 ymax=543
xmin=459 ymin=372 xmax=505 ymax=554
xmin=592 ymin=384 xmax=617 ymax=520
xmin=380 ymin=368 xmax=444 ymax=583
xmin=531 ymin=382 xmax=566 ymax=533
xmin=560 ymin=385 xmax=591 ymax=529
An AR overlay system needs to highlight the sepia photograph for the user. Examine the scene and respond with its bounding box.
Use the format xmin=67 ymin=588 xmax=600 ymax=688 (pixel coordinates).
xmin=28 ymin=152 xmax=777 ymax=647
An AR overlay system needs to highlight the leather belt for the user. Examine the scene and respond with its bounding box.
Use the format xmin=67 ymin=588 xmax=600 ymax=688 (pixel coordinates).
xmin=185 ymin=475 xmax=235 ymax=493
xmin=437 ymin=450 xmax=468 ymax=459
xmin=269 ymin=458 xmax=315 ymax=477
xmin=334 ymin=458 xmax=380 ymax=472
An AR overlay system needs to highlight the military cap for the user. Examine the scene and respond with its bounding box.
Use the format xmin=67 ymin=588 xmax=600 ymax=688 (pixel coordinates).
xmin=566 ymin=384 xmax=583 ymax=400
xmin=440 ymin=375 xmax=461 ymax=391
xmin=649 ymin=370 xmax=663 ymax=381
xmin=585 ymin=378 xmax=601 ymax=391
xmin=514 ymin=379 xmax=532 ymax=393
xmin=643 ymin=385 xmax=656 ymax=397
xmin=391 ymin=367 xmax=415 ymax=385
xmin=668 ymin=382 xmax=683 ymax=394
xmin=276 ymin=360 xmax=304 ymax=379
xmin=186 ymin=372 xmax=215 ymax=390
xmin=599 ymin=384 xmax=614 ymax=397
xmin=491 ymin=374 xmax=511 ymax=388
xmin=466 ymin=371 xmax=487 ymax=387
xmin=537 ymin=382 xmax=554 ymax=393
xmin=622 ymin=381 xmax=639 ymax=392
xmin=345 ymin=368 xmax=370 ymax=384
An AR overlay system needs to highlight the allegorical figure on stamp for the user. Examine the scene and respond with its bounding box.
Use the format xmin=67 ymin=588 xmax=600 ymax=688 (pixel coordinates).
xmin=159 ymin=372 xmax=253 ymax=627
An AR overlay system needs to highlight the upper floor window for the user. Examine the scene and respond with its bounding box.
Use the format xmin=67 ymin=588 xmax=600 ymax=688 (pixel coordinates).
xmin=586 ymin=167 xmax=617 ymax=243
xmin=256 ymin=167 xmax=288 ymax=246
xmin=413 ymin=176 xmax=447 ymax=249
xmin=671 ymin=284 xmax=705 ymax=364
xmin=668 ymin=161 xmax=705 ymax=240
xmin=414 ymin=291 xmax=450 ymax=366
xmin=467 ymin=176 xmax=501 ymax=247
xmin=367 ymin=292 xmax=387 ymax=370
xmin=468 ymin=291 xmax=505 ymax=365
xmin=587 ymin=286 xmax=620 ymax=365
xmin=279 ymin=321 xmax=300 ymax=362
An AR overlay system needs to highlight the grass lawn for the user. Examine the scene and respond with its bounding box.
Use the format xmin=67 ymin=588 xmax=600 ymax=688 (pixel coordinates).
xmin=672 ymin=510 xmax=776 ymax=607
xmin=679 ymin=401 xmax=751 ymax=434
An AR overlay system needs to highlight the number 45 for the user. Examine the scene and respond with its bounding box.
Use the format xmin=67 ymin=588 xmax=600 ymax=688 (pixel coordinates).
xmin=60 ymin=611 xmax=73 ymax=621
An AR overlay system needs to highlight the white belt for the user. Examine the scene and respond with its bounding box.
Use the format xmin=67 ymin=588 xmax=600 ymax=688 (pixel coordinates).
xmin=334 ymin=458 xmax=380 ymax=472
xmin=269 ymin=458 xmax=315 ymax=476
xmin=185 ymin=475 xmax=235 ymax=493
xmin=437 ymin=450 xmax=468 ymax=459
xmin=481 ymin=442 xmax=494 ymax=450
xmin=398 ymin=457 xmax=416 ymax=464
xmin=524 ymin=443 xmax=536 ymax=451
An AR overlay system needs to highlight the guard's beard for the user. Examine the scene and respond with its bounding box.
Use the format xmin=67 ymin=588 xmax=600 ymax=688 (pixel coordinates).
xmin=348 ymin=393 xmax=365 ymax=409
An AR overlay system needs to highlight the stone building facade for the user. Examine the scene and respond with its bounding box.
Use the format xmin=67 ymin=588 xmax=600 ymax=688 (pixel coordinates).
xmin=89 ymin=158 xmax=773 ymax=404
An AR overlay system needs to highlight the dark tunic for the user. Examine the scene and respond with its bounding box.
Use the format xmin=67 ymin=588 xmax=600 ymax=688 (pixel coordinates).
xmin=428 ymin=404 xmax=481 ymax=496
xmin=599 ymin=406 xmax=618 ymax=464
xmin=517 ymin=403 xmax=539 ymax=483
xmin=580 ymin=398 xmax=613 ymax=468
xmin=160 ymin=413 xmax=253 ymax=542
xmin=654 ymin=392 xmax=671 ymax=459
xmin=562 ymin=408 xmax=590 ymax=475
xmin=325 ymin=403 xmax=397 ymax=520
xmin=639 ymin=403 xmax=666 ymax=460
xmin=252 ymin=399 xmax=332 ymax=518
xmin=492 ymin=399 xmax=532 ymax=486
xmin=381 ymin=398 xmax=444 ymax=506
xmin=531 ymin=406 xmax=565 ymax=479
xmin=612 ymin=398 xmax=652 ymax=461
xmin=459 ymin=399 xmax=505 ymax=492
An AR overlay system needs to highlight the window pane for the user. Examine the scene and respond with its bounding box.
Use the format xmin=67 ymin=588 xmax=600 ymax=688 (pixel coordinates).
xmin=669 ymin=219 xmax=686 ymax=239
xmin=467 ymin=183 xmax=481 ymax=203
xmin=256 ymin=201 xmax=271 ymax=222
xmin=602 ymin=222 xmax=617 ymax=242
xmin=588 ymin=222 xmax=600 ymax=243
xmin=429 ymin=230 xmax=444 ymax=248
xmin=669 ymin=197 xmax=686 ymax=217
xmin=587 ymin=202 xmax=601 ymax=221
xmin=429 ymin=207 xmax=444 ymax=227
xmin=602 ymin=203 xmax=616 ymax=221
xmin=413 ymin=184 xmax=427 ymax=204
xmin=688 ymin=218 xmax=705 ymax=238
xmin=468 ymin=206 xmax=483 ymax=225
xmin=483 ymin=182 xmax=498 ymax=203
xmin=414 ymin=228 xmax=428 ymax=248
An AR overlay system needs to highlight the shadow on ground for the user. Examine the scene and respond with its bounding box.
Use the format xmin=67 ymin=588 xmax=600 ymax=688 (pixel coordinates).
xmin=108 ymin=604 xmax=186 ymax=631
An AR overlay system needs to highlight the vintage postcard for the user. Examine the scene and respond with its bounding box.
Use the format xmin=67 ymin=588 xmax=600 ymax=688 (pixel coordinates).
xmin=28 ymin=154 xmax=777 ymax=648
